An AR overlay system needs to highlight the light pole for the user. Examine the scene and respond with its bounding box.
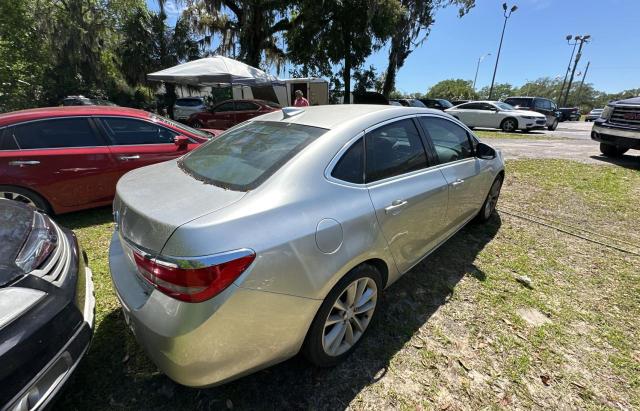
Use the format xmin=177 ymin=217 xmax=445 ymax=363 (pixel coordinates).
xmin=558 ymin=35 xmax=580 ymax=102
xmin=562 ymin=34 xmax=590 ymax=107
xmin=473 ymin=53 xmax=491 ymax=91
xmin=488 ymin=2 xmax=517 ymax=100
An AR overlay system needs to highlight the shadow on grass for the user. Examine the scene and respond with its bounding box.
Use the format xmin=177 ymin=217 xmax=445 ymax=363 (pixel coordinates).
xmin=56 ymin=206 xmax=113 ymax=230
xmin=55 ymin=215 xmax=501 ymax=410
xmin=589 ymin=154 xmax=640 ymax=171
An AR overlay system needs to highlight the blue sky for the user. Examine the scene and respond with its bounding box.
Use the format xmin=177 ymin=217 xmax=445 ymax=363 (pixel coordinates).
xmin=151 ymin=0 xmax=640 ymax=93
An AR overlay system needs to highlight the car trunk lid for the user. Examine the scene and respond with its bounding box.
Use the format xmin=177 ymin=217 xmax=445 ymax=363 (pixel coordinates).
xmin=114 ymin=159 xmax=246 ymax=253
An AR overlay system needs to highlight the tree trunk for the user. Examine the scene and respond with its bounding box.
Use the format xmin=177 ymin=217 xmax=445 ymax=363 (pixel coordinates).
xmin=382 ymin=44 xmax=398 ymax=98
xmin=343 ymin=30 xmax=352 ymax=104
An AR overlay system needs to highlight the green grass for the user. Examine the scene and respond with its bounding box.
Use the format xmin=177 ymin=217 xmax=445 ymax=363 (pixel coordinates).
xmin=475 ymin=129 xmax=553 ymax=140
xmin=53 ymin=159 xmax=640 ymax=410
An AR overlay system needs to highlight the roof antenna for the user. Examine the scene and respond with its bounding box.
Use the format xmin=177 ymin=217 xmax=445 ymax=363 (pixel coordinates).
xmin=282 ymin=107 xmax=305 ymax=119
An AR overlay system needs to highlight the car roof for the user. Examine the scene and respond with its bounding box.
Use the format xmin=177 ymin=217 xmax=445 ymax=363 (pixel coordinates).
xmin=0 ymin=106 xmax=151 ymax=127
xmin=254 ymin=104 xmax=442 ymax=129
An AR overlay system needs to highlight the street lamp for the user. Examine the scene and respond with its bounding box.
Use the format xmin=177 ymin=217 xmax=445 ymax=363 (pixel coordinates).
xmin=488 ymin=3 xmax=518 ymax=100
xmin=558 ymin=35 xmax=580 ymax=102
xmin=562 ymin=34 xmax=590 ymax=106
xmin=473 ymin=53 xmax=491 ymax=91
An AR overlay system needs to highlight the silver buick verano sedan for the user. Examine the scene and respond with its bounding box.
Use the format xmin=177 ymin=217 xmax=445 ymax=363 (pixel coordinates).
xmin=109 ymin=105 xmax=505 ymax=387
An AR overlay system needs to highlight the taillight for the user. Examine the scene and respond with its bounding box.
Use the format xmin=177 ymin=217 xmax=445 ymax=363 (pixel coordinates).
xmin=132 ymin=250 xmax=255 ymax=303
xmin=15 ymin=212 xmax=57 ymax=273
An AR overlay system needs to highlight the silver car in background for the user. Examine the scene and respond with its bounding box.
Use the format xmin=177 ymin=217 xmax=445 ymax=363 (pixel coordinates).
xmin=172 ymin=97 xmax=207 ymax=121
xmin=109 ymin=105 xmax=505 ymax=387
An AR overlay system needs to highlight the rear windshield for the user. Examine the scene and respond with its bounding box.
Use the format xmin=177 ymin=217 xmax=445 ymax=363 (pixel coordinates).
xmin=176 ymin=98 xmax=204 ymax=107
xmin=180 ymin=121 xmax=327 ymax=191
xmin=438 ymin=100 xmax=453 ymax=108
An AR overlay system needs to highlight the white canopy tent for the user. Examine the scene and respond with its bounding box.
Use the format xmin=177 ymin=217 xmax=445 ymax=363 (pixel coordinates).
xmin=147 ymin=56 xmax=279 ymax=86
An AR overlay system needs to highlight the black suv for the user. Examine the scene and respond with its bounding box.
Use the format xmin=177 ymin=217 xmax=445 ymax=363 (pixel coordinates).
xmin=418 ymin=98 xmax=453 ymax=111
xmin=591 ymin=96 xmax=640 ymax=157
xmin=503 ymin=96 xmax=560 ymax=131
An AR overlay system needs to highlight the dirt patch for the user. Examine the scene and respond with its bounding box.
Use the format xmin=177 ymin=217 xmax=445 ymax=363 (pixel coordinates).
xmin=517 ymin=308 xmax=552 ymax=327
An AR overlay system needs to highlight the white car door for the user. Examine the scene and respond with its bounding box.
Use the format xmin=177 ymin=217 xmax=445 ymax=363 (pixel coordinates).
xmin=450 ymin=103 xmax=480 ymax=127
xmin=476 ymin=103 xmax=505 ymax=128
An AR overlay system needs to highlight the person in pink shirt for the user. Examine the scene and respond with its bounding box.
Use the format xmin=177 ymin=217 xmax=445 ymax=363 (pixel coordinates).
xmin=293 ymin=90 xmax=310 ymax=107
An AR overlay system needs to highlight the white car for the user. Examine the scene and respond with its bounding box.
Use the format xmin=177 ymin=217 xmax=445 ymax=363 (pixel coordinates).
xmin=173 ymin=97 xmax=207 ymax=121
xmin=445 ymin=101 xmax=547 ymax=132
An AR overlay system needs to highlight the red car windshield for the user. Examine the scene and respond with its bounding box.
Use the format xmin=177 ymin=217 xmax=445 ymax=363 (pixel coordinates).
xmin=152 ymin=115 xmax=212 ymax=139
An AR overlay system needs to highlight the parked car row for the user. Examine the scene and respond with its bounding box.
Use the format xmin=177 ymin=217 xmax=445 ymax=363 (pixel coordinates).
xmin=1 ymin=104 xmax=505 ymax=407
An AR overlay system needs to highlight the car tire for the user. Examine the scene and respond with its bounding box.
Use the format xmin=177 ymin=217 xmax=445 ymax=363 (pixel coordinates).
xmin=547 ymin=119 xmax=558 ymax=131
xmin=500 ymin=118 xmax=518 ymax=133
xmin=0 ymin=185 xmax=51 ymax=214
xmin=474 ymin=176 xmax=503 ymax=223
xmin=191 ymin=120 xmax=204 ymax=128
xmin=303 ymin=264 xmax=382 ymax=367
xmin=599 ymin=143 xmax=628 ymax=158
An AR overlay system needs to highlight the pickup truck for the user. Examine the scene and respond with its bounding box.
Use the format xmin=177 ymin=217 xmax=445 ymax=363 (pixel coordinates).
xmin=591 ymin=96 xmax=640 ymax=157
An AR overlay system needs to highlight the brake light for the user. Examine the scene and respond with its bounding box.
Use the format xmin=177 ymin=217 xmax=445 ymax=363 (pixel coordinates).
xmin=132 ymin=251 xmax=255 ymax=303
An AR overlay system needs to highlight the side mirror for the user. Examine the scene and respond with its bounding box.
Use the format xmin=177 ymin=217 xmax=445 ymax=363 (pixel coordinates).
xmin=476 ymin=142 xmax=496 ymax=159
xmin=174 ymin=135 xmax=190 ymax=149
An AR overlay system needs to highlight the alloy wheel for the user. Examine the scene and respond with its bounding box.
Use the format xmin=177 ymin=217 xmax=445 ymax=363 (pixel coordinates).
xmin=483 ymin=180 xmax=502 ymax=219
xmin=1 ymin=191 xmax=36 ymax=208
xmin=322 ymin=277 xmax=377 ymax=357
xmin=503 ymin=120 xmax=516 ymax=132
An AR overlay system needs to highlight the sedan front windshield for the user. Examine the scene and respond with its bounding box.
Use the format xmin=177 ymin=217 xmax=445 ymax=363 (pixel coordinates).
xmin=495 ymin=102 xmax=515 ymax=111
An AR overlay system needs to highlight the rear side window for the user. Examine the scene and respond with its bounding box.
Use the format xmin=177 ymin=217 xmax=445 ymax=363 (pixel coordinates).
xmin=180 ymin=121 xmax=326 ymax=191
xmin=215 ymin=102 xmax=235 ymax=112
xmin=99 ymin=117 xmax=177 ymax=145
xmin=419 ymin=117 xmax=473 ymax=164
xmin=331 ymin=138 xmax=364 ymax=184
xmin=235 ymin=102 xmax=259 ymax=111
xmin=365 ymin=119 xmax=428 ymax=183
xmin=8 ymin=118 xmax=104 ymax=149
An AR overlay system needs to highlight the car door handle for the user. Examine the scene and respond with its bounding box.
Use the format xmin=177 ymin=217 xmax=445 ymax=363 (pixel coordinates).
xmin=385 ymin=200 xmax=408 ymax=214
xmin=118 ymin=155 xmax=140 ymax=161
xmin=8 ymin=160 xmax=40 ymax=167
xmin=450 ymin=179 xmax=465 ymax=187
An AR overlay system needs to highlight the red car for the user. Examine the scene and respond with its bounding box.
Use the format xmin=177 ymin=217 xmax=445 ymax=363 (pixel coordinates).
xmin=0 ymin=106 xmax=211 ymax=214
xmin=188 ymin=99 xmax=281 ymax=129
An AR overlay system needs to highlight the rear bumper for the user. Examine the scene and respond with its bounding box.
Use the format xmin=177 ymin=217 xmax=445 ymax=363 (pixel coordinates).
xmin=108 ymin=231 xmax=320 ymax=387
xmin=592 ymin=123 xmax=640 ymax=149
xmin=2 ymin=263 xmax=95 ymax=411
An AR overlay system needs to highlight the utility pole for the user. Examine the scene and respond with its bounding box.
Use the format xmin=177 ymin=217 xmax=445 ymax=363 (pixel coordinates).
xmin=563 ymin=35 xmax=590 ymax=107
xmin=473 ymin=53 xmax=491 ymax=91
xmin=558 ymin=35 xmax=579 ymax=102
xmin=488 ymin=3 xmax=517 ymax=100
xmin=575 ymin=61 xmax=590 ymax=106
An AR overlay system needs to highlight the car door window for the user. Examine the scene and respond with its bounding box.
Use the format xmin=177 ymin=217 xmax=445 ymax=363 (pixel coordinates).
xmin=0 ymin=129 xmax=19 ymax=150
xmin=418 ymin=117 xmax=474 ymax=164
xmin=479 ymin=103 xmax=496 ymax=111
xmin=99 ymin=117 xmax=177 ymax=145
xmin=365 ymin=119 xmax=428 ymax=183
xmin=215 ymin=102 xmax=236 ymax=112
xmin=235 ymin=102 xmax=259 ymax=111
xmin=331 ymin=138 xmax=364 ymax=184
xmin=458 ymin=103 xmax=483 ymax=110
xmin=8 ymin=118 xmax=105 ymax=149
xmin=534 ymin=99 xmax=546 ymax=110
